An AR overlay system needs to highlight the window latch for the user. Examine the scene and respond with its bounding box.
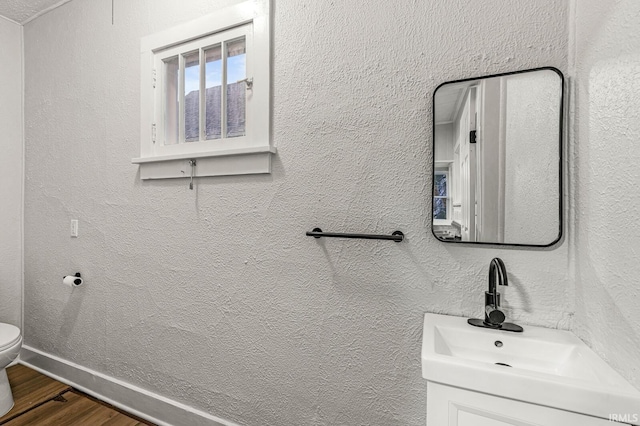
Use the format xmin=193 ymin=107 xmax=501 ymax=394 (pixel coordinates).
xmin=237 ymin=77 xmax=253 ymax=89
xmin=188 ymin=159 xmax=196 ymax=190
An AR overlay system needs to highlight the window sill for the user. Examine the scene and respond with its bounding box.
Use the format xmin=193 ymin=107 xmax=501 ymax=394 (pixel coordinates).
xmin=132 ymin=146 xmax=276 ymax=180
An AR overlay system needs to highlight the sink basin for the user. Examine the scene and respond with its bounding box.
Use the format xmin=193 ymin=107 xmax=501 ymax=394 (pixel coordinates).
xmin=422 ymin=313 xmax=640 ymax=423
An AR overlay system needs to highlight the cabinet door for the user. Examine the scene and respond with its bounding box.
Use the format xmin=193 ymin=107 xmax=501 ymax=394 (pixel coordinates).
xmin=426 ymin=382 xmax=615 ymax=426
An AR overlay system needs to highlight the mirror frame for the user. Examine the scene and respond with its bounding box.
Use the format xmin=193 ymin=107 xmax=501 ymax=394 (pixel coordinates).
xmin=431 ymin=67 xmax=564 ymax=248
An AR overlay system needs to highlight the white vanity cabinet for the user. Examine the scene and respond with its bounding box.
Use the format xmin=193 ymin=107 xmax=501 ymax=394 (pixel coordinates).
xmin=427 ymin=382 xmax=618 ymax=426
xmin=421 ymin=313 xmax=640 ymax=426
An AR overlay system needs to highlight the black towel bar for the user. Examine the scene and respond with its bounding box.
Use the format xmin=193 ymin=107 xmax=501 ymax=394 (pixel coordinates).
xmin=306 ymin=228 xmax=404 ymax=242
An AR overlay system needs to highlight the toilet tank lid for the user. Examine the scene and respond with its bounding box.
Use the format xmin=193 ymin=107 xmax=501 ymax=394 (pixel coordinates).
xmin=0 ymin=323 xmax=21 ymax=350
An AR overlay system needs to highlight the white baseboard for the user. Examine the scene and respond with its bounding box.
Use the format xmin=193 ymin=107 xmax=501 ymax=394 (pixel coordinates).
xmin=19 ymin=345 xmax=239 ymax=426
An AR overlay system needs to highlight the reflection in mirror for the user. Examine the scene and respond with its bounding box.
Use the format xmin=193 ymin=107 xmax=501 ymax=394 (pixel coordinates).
xmin=432 ymin=68 xmax=563 ymax=246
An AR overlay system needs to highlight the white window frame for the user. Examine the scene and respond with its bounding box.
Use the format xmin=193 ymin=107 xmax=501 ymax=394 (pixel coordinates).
xmin=154 ymin=25 xmax=253 ymax=154
xmin=133 ymin=0 xmax=274 ymax=180
xmin=433 ymin=169 xmax=451 ymax=225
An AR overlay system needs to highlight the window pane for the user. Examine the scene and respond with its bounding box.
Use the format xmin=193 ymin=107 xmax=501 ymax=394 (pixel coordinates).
xmin=434 ymin=173 xmax=448 ymax=196
xmin=226 ymin=37 xmax=246 ymax=138
xmin=205 ymin=45 xmax=222 ymax=140
xmin=184 ymin=51 xmax=200 ymax=142
xmin=163 ymin=57 xmax=179 ymax=145
xmin=434 ymin=198 xmax=448 ymax=220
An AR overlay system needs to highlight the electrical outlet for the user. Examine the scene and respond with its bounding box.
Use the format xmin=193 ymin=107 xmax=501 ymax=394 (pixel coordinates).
xmin=70 ymin=220 xmax=79 ymax=238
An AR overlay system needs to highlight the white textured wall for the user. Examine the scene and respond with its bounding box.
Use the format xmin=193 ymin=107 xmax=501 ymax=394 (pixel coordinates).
xmin=0 ymin=16 xmax=23 ymax=328
xmin=571 ymin=0 xmax=640 ymax=388
xmin=23 ymin=1 xmax=569 ymax=425
xmin=504 ymin=71 xmax=562 ymax=245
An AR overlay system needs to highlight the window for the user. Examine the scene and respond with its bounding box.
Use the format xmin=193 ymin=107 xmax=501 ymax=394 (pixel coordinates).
xmin=433 ymin=171 xmax=449 ymax=221
xmin=133 ymin=0 xmax=274 ymax=180
xmin=156 ymin=26 xmax=250 ymax=151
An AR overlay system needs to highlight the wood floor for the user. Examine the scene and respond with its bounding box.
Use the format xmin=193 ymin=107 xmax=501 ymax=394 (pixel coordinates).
xmin=0 ymin=365 xmax=154 ymax=426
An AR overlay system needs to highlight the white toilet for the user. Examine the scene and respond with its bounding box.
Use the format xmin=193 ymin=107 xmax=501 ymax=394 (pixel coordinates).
xmin=0 ymin=323 xmax=22 ymax=417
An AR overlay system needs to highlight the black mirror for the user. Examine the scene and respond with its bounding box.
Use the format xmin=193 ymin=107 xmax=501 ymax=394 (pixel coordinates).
xmin=432 ymin=67 xmax=563 ymax=247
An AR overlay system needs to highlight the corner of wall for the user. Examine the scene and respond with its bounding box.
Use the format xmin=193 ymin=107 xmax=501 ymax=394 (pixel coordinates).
xmin=20 ymin=20 xmax=25 ymax=335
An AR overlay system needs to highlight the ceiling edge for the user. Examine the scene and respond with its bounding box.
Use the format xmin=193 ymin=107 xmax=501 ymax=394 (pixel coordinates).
xmin=21 ymin=0 xmax=74 ymax=25
xmin=0 ymin=13 xmax=21 ymax=26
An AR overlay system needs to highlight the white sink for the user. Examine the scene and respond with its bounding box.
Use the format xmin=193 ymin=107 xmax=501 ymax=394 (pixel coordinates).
xmin=422 ymin=313 xmax=640 ymax=423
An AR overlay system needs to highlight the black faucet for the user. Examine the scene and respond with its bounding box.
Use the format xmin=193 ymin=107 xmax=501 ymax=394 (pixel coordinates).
xmin=468 ymin=258 xmax=523 ymax=332
xmin=486 ymin=258 xmax=507 ymax=325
